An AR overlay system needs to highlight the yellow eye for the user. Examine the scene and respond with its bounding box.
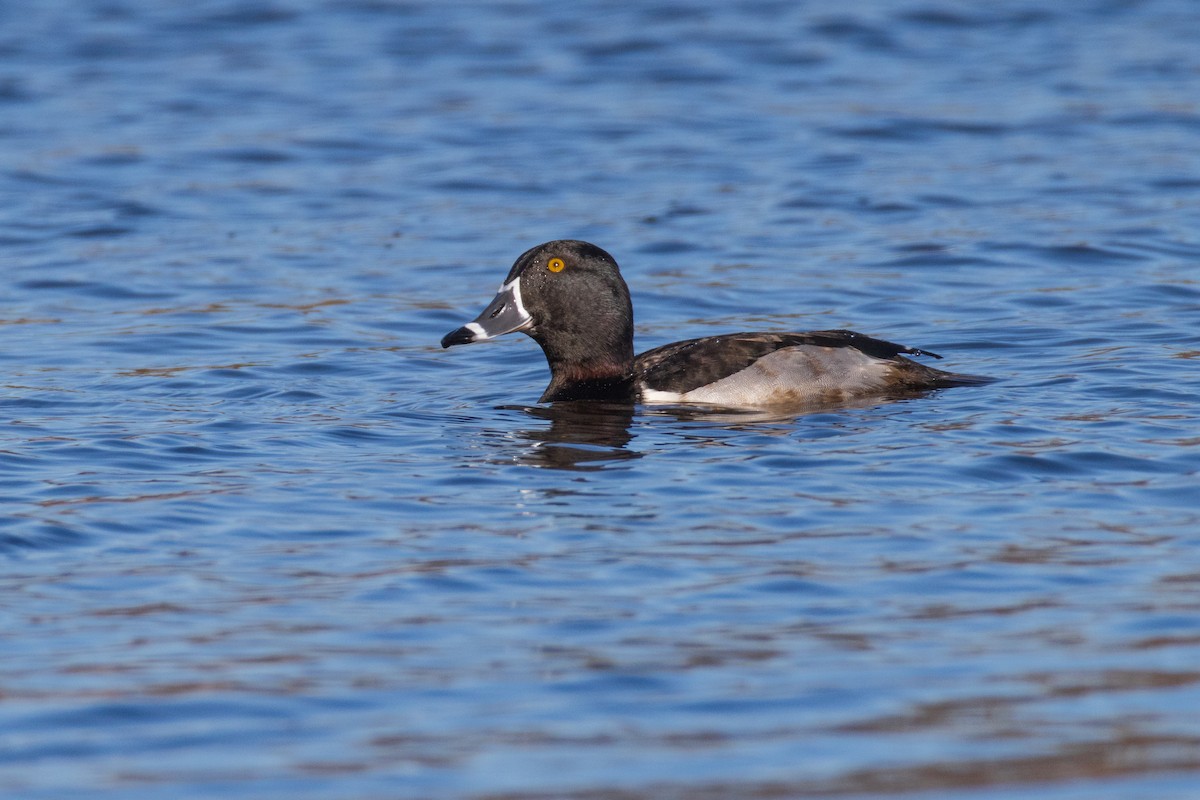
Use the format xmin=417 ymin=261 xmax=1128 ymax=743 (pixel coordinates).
xmin=547 ymin=257 xmax=565 ymax=273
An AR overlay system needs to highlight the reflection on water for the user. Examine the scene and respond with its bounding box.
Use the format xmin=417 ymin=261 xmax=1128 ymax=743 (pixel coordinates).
xmin=499 ymin=390 xmax=967 ymax=471
xmin=500 ymin=402 xmax=640 ymax=470
xmin=4 ymin=0 xmax=1200 ymax=798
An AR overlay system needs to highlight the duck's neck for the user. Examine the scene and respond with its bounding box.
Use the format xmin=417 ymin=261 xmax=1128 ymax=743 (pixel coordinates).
xmin=540 ymin=363 xmax=635 ymax=402
xmin=535 ymin=330 xmax=635 ymax=403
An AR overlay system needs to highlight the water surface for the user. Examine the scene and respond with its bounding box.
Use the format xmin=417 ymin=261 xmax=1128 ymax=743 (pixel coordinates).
xmin=3 ymin=1 xmax=1200 ymax=798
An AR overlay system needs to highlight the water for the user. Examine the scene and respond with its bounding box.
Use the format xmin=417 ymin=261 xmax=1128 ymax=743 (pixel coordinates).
xmin=3 ymin=1 xmax=1200 ymax=797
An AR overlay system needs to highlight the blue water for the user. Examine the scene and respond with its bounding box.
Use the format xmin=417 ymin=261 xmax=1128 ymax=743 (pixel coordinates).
xmin=3 ymin=1 xmax=1200 ymax=798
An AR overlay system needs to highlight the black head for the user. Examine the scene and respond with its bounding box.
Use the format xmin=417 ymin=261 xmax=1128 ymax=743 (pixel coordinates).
xmin=441 ymin=240 xmax=636 ymax=401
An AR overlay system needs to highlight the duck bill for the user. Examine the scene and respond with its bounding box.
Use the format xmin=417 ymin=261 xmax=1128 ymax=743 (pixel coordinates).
xmin=441 ymin=276 xmax=533 ymax=348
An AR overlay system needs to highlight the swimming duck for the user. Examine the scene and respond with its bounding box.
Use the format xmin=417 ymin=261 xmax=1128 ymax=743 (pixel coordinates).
xmin=441 ymin=240 xmax=988 ymax=406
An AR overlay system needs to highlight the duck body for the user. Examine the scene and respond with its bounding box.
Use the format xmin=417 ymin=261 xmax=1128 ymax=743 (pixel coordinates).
xmin=441 ymin=240 xmax=989 ymax=407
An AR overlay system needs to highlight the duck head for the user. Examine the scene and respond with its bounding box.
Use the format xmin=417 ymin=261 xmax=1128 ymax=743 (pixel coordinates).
xmin=441 ymin=240 xmax=636 ymax=401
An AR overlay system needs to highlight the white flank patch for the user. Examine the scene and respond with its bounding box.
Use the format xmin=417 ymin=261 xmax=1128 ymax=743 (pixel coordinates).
xmin=639 ymin=386 xmax=688 ymax=404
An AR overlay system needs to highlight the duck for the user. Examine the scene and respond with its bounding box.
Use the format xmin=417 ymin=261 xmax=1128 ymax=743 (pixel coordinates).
xmin=441 ymin=240 xmax=989 ymax=406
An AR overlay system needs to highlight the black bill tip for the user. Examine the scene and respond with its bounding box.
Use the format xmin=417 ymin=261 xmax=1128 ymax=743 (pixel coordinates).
xmin=441 ymin=326 xmax=479 ymax=348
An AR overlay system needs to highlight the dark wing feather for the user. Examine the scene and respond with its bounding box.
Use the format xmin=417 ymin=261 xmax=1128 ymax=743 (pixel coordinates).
xmin=635 ymin=330 xmax=942 ymax=395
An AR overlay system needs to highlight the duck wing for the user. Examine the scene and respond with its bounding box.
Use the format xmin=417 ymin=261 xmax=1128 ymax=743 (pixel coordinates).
xmin=634 ymin=329 xmax=945 ymax=395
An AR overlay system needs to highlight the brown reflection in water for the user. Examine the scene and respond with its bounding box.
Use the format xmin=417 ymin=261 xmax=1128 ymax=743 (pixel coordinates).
xmin=88 ymin=602 xmax=191 ymax=617
xmin=836 ymin=694 xmax=1029 ymax=737
xmin=257 ymin=299 xmax=350 ymax=314
xmin=473 ymin=733 xmax=1200 ymax=799
xmin=117 ymin=362 xmax=262 ymax=377
xmin=136 ymin=303 xmax=230 ymax=316
xmin=0 ymin=317 xmax=61 ymax=326
xmin=1021 ymin=668 xmax=1200 ymax=698
xmin=907 ymin=599 xmax=1061 ymax=620
xmin=38 ymin=488 xmax=230 ymax=508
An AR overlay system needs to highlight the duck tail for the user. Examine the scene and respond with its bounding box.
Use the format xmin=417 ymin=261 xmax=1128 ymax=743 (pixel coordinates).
xmin=891 ymin=355 xmax=994 ymax=389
